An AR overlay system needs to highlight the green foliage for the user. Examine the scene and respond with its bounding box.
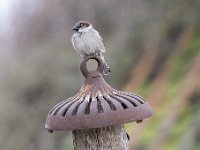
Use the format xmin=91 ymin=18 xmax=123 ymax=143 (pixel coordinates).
xmin=135 ymin=25 xmax=200 ymax=150
xmin=61 ymin=135 xmax=74 ymax=150
xmin=164 ymin=108 xmax=193 ymax=150
xmin=137 ymin=81 xmax=152 ymax=98
xmin=170 ymin=30 xmax=200 ymax=85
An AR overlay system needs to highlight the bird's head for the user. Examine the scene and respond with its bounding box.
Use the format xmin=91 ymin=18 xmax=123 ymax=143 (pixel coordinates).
xmin=72 ymin=21 xmax=93 ymax=34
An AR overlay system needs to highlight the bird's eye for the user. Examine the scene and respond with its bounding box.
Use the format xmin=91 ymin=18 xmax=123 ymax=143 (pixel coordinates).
xmin=80 ymin=23 xmax=83 ymax=26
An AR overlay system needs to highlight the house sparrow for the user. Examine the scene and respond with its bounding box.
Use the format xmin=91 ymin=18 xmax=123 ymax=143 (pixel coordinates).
xmin=71 ymin=21 xmax=110 ymax=75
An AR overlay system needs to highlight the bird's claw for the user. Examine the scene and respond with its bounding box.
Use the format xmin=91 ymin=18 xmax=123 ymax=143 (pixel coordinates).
xmin=93 ymin=52 xmax=100 ymax=58
xmin=83 ymin=54 xmax=96 ymax=60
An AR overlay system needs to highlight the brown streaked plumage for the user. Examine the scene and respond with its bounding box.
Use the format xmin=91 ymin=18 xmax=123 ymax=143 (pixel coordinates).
xmin=71 ymin=21 xmax=110 ymax=75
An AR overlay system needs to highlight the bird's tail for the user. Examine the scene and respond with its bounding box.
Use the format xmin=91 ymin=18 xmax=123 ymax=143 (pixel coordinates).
xmin=103 ymin=62 xmax=111 ymax=75
xmin=98 ymin=53 xmax=111 ymax=75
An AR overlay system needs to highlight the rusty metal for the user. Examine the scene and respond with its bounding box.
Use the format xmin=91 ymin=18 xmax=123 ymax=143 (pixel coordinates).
xmin=45 ymin=56 xmax=153 ymax=132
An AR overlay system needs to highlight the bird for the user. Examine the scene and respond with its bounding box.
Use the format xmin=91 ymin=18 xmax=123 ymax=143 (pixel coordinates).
xmin=71 ymin=21 xmax=110 ymax=75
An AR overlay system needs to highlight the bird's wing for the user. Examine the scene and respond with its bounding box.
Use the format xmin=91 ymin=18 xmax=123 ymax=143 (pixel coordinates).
xmin=94 ymin=30 xmax=106 ymax=53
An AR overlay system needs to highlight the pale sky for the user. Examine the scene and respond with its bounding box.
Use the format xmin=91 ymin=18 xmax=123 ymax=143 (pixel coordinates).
xmin=0 ymin=0 xmax=40 ymax=38
xmin=0 ymin=0 xmax=16 ymax=37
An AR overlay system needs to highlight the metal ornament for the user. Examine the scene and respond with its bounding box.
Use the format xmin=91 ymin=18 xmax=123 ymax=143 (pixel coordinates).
xmin=45 ymin=56 xmax=153 ymax=132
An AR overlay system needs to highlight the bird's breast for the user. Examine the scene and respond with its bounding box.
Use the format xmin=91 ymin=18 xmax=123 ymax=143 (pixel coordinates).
xmin=73 ymin=33 xmax=102 ymax=56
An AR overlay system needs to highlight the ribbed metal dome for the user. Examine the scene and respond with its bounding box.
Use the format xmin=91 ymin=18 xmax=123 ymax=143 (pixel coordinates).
xmin=45 ymin=57 xmax=153 ymax=132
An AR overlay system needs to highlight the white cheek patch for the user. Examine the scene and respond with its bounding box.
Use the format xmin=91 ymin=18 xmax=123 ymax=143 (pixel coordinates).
xmin=78 ymin=27 xmax=87 ymax=33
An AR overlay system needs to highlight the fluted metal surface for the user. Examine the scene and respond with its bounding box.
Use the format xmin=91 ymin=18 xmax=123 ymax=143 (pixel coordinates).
xmin=45 ymin=56 xmax=153 ymax=131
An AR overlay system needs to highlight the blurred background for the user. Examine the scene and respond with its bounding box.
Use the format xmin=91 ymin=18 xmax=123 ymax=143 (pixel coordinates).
xmin=0 ymin=0 xmax=200 ymax=150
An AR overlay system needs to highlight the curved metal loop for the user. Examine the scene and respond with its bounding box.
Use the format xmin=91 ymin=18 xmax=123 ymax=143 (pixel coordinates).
xmin=80 ymin=56 xmax=104 ymax=78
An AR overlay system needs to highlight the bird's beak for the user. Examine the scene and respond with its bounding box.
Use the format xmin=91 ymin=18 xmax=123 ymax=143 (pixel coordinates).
xmin=72 ymin=26 xmax=79 ymax=31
